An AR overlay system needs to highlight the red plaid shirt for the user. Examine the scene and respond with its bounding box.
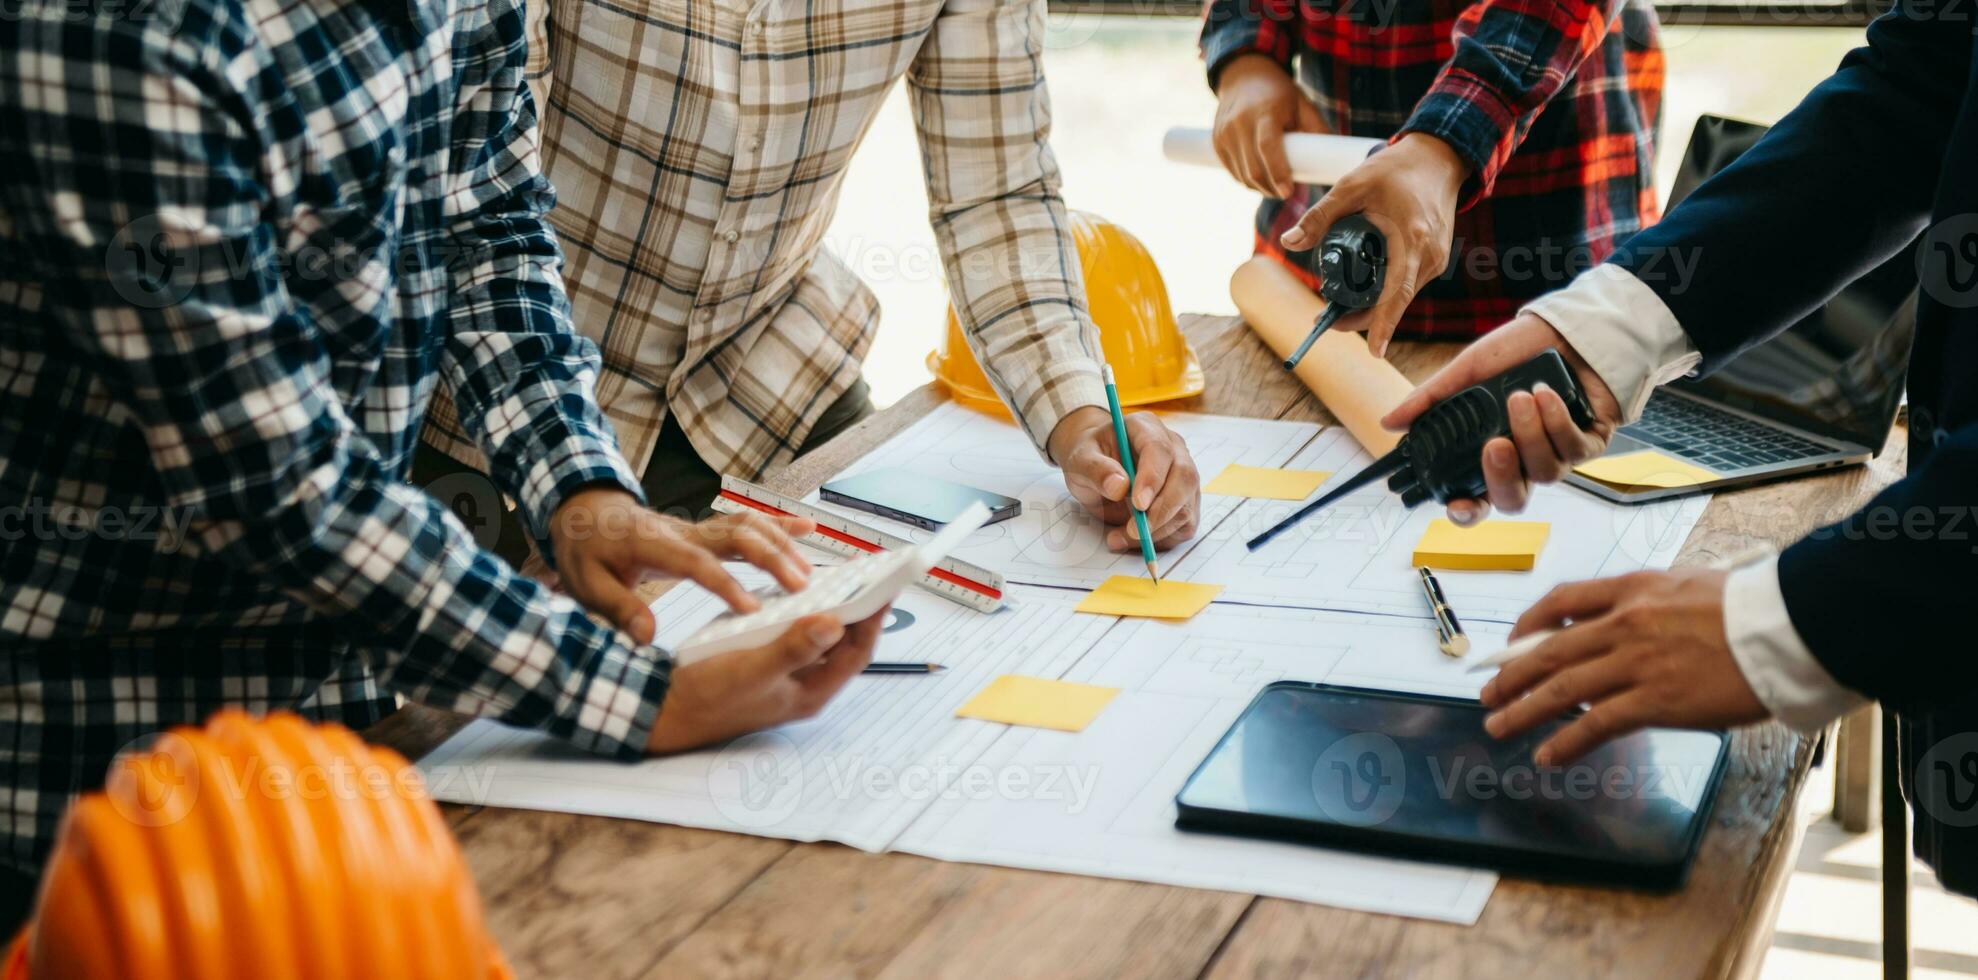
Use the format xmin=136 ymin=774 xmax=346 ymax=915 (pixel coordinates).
xmin=1203 ymin=0 xmax=1664 ymax=339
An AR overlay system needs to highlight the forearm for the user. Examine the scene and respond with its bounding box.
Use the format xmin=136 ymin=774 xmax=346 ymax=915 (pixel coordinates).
xmin=26 ymin=16 xmax=671 ymax=758
xmin=267 ymin=445 xmax=670 ymax=756
xmin=1722 ymin=556 xmax=1866 ymax=731
xmin=929 ymin=194 xmax=1108 ymax=455
xmin=1201 ymin=0 xmax=1299 ymax=89
xmin=1523 ymin=265 xmax=1700 ymax=423
xmin=1396 ymin=0 xmax=1625 ymax=205
xmin=442 ymin=0 xmax=644 ymax=547
xmin=910 ymin=0 xmax=1106 ymax=456
xmin=1606 ymin=7 xmax=1965 ymax=369
xmin=1773 ymin=426 xmax=1978 ymax=716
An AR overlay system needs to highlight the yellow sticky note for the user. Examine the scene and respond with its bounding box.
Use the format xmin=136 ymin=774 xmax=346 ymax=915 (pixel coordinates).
xmin=956 ymin=675 xmax=1119 ymax=732
xmin=1573 ymin=450 xmax=1717 ymax=490
xmin=1203 ymin=464 xmax=1334 ymax=500
xmin=1074 ymin=576 xmax=1223 ymax=619
xmin=1412 ymin=518 xmax=1551 ymax=571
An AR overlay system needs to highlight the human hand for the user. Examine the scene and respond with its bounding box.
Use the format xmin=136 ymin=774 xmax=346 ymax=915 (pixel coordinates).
xmin=1212 ymin=53 xmax=1329 ymax=199
xmin=1049 ymin=406 xmax=1202 ymax=551
xmin=646 ymin=608 xmax=885 ymax=753
xmin=1275 ymin=133 xmax=1469 ymax=358
xmin=1380 ymin=313 xmax=1621 ymax=524
xmin=1479 ymin=569 xmax=1767 ymax=765
xmin=549 ymin=488 xmax=814 ymax=643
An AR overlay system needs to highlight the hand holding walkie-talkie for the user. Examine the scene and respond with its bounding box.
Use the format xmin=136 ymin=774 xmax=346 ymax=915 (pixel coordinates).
xmin=1282 ymin=215 xmax=1387 ymax=370
xmin=1249 ymin=348 xmax=1599 ymax=550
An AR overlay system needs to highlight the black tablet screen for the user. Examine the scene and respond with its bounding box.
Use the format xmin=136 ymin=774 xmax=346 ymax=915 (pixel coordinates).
xmin=1176 ymin=684 xmax=1727 ymax=869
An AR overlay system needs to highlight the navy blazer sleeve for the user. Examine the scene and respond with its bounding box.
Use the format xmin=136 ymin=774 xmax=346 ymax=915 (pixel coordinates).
xmin=1610 ymin=7 xmax=1962 ymax=369
xmin=1777 ymin=425 xmax=1978 ymax=715
xmin=1602 ymin=8 xmax=1972 ymax=713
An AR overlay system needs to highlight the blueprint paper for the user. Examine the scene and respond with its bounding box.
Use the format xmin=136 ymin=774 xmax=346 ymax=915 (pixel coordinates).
xmin=423 ymin=593 xmax=1501 ymax=923
xmin=892 ymin=604 xmax=1502 ymax=922
xmin=802 ymin=403 xmax=1320 ymax=589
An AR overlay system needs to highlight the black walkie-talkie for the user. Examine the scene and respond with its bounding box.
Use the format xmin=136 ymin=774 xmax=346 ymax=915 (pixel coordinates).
xmin=1247 ymin=349 xmax=1595 ymax=550
xmin=1283 ymin=215 xmax=1387 ymax=370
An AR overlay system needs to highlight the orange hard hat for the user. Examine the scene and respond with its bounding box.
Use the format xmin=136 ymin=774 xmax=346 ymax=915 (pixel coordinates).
xmin=928 ymin=210 xmax=1204 ymax=418
xmin=5 ymin=710 xmax=511 ymax=980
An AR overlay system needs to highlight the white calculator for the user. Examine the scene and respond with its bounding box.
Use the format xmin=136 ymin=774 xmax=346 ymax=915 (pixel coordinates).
xmin=675 ymin=501 xmax=991 ymax=663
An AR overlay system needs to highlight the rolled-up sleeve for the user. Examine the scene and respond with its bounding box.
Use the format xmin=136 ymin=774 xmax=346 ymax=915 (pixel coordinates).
xmin=908 ymin=0 xmax=1107 ymax=458
xmin=19 ymin=0 xmax=671 ymax=758
xmin=438 ymin=0 xmax=644 ymax=554
xmin=1398 ymin=0 xmax=1627 ymax=207
xmin=1200 ymin=0 xmax=1300 ymax=90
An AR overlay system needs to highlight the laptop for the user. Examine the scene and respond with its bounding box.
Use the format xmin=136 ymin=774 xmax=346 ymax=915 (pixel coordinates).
xmin=1568 ymin=115 xmax=1917 ymax=504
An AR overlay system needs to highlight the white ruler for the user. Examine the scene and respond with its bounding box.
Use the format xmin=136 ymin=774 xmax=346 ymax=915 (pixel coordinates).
xmin=710 ymin=476 xmax=1007 ymax=613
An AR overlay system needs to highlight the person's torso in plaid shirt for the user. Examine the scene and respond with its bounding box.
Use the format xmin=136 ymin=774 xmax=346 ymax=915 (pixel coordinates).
xmin=0 ymin=0 xmax=669 ymax=875
xmin=1203 ymin=0 xmax=1665 ymax=339
xmin=421 ymin=0 xmax=1110 ymax=483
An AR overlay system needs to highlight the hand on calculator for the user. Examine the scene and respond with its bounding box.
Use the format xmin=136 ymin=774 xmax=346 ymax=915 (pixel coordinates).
xmin=646 ymin=607 xmax=886 ymax=754
xmin=548 ymin=488 xmax=816 ymax=644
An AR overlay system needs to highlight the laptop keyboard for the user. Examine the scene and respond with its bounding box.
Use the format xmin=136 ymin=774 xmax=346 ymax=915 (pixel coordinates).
xmin=1622 ymin=396 xmax=1834 ymax=471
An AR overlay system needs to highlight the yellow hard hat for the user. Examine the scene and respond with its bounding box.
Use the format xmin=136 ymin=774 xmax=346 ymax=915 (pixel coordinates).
xmin=6 ymin=710 xmax=512 ymax=980
xmin=928 ymin=211 xmax=1204 ymax=418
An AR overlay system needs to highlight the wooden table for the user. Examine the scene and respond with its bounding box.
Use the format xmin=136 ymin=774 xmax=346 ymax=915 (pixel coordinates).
xmin=369 ymin=313 xmax=1907 ymax=979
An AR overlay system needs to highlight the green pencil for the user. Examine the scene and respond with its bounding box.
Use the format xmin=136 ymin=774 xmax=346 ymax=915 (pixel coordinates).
xmin=1101 ymin=365 xmax=1160 ymax=582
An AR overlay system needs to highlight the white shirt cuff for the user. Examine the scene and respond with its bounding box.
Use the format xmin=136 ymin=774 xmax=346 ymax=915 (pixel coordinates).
xmin=1520 ymin=265 xmax=1703 ymax=424
xmin=1723 ymin=555 xmax=1867 ymax=732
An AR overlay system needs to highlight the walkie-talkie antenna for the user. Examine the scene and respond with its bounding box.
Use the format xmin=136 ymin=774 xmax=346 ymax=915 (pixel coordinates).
xmin=1245 ymin=448 xmax=1407 ymax=551
xmin=1283 ymin=305 xmax=1344 ymax=371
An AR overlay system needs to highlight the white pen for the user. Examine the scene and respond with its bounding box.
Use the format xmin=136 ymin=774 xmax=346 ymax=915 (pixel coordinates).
xmin=1466 ymin=545 xmax=1776 ymax=673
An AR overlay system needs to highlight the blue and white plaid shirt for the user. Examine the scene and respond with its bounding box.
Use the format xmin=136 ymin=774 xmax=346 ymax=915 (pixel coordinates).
xmin=0 ymin=0 xmax=669 ymax=874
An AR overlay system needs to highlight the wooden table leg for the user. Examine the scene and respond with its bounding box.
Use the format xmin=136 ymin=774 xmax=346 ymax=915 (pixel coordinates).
xmin=1882 ymin=707 xmax=1910 ymax=980
xmin=1835 ymin=704 xmax=1882 ymax=833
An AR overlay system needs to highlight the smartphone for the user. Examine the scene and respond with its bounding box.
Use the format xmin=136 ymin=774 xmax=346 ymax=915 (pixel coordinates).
xmin=820 ymin=468 xmax=1021 ymax=531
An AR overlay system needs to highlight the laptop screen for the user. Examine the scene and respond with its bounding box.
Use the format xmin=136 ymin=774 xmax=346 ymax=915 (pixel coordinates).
xmin=1661 ymin=115 xmax=1915 ymax=449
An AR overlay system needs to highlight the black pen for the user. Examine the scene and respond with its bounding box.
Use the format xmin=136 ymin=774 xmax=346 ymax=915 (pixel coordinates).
xmin=1416 ymin=567 xmax=1470 ymax=658
xmin=862 ymin=662 xmax=946 ymax=675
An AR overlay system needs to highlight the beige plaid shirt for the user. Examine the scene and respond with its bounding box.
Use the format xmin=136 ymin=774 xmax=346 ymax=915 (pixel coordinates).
xmin=426 ymin=0 xmax=1107 ymax=481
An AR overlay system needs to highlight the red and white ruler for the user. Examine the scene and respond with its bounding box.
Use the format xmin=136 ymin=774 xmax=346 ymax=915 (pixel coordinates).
xmin=710 ymin=476 xmax=1007 ymax=612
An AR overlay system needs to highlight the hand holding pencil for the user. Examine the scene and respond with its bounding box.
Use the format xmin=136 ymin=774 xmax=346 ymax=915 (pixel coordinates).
xmin=1046 ymin=376 xmax=1203 ymax=566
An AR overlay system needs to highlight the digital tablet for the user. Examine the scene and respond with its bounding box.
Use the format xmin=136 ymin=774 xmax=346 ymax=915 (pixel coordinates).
xmin=1174 ymin=682 xmax=1730 ymax=889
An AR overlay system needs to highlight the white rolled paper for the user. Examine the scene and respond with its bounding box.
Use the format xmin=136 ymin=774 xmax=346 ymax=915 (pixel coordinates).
xmin=1161 ymin=127 xmax=1382 ymax=188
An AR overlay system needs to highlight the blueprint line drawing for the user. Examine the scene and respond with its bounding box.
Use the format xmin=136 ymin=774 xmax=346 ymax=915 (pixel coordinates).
xmin=1170 ymin=431 xmax=1710 ymax=623
xmin=892 ymin=604 xmax=1507 ymax=922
